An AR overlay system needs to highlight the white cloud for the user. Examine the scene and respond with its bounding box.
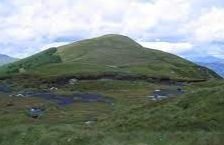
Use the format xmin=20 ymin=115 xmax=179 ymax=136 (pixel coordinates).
xmin=0 ymin=0 xmax=224 ymax=58
xmin=39 ymin=42 xmax=70 ymax=51
xmin=139 ymin=41 xmax=193 ymax=54
xmin=188 ymin=7 xmax=224 ymax=42
xmin=121 ymin=0 xmax=191 ymax=39
xmin=0 ymin=0 xmax=191 ymax=41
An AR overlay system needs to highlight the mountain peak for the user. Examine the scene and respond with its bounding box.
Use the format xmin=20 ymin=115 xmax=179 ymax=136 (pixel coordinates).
xmin=97 ymin=34 xmax=132 ymax=39
xmin=85 ymin=34 xmax=141 ymax=48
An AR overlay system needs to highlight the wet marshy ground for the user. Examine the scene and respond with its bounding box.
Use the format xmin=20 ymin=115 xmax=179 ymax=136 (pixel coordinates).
xmin=0 ymin=80 xmax=185 ymax=106
xmin=0 ymin=83 xmax=11 ymax=93
xmin=0 ymin=87 xmax=115 ymax=121
xmin=11 ymin=89 xmax=114 ymax=106
xmin=0 ymin=80 xmax=187 ymax=123
xmin=149 ymin=87 xmax=185 ymax=101
xmin=0 ymin=81 xmax=114 ymax=106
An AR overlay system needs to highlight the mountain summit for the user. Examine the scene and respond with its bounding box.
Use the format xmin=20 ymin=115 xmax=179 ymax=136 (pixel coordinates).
xmin=0 ymin=34 xmax=221 ymax=80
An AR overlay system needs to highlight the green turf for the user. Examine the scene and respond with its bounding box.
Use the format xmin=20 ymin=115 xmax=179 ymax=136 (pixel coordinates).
xmin=0 ymin=80 xmax=224 ymax=145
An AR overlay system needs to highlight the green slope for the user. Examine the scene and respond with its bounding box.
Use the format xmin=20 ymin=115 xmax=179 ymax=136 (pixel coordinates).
xmin=0 ymin=34 xmax=220 ymax=80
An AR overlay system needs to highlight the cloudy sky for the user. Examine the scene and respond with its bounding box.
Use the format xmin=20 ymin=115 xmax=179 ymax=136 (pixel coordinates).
xmin=0 ymin=0 xmax=224 ymax=58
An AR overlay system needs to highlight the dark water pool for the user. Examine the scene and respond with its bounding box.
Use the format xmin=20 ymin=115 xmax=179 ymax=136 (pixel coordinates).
xmin=0 ymin=84 xmax=11 ymax=93
xmin=17 ymin=90 xmax=113 ymax=106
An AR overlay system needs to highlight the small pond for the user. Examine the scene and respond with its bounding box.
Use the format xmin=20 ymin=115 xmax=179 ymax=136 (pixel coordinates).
xmin=12 ymin=89 xmax=114 ymax=106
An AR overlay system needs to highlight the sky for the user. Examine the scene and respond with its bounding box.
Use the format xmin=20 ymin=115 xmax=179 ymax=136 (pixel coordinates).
xmin=0 ymin=0 xmax=224 ymax=58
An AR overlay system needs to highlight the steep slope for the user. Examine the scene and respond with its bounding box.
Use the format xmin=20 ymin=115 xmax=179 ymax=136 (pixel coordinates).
xmin=0 ymin=34 xmax=221 ymax=80
xmin=0 ymin=54 xmax=18 ymax=66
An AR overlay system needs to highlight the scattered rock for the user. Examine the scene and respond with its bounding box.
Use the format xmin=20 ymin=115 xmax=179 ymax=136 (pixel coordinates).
xmin=69 ymin=78 xmax=78 ymax=85
xmin=148 ymin=95 xmax=167 ymax=101
xmin=106 ymin=65 xmax=118 ymax=68
xmin=19 ymin=68 xmax=26 ymax=73
xmin=29 ymin=107 xmax=44 ymax=118
xmin=16 ymin=94 xmax=25 ymax=97
xmin=67 ymin=138 xmax=72 ymax=142
xmin=149 ymin=88 xmax=185 ymax=101
xmin=85 ymin=120 xmax=94 ymax=125
xmin=50 ymin=87 xmax=58 ymax=90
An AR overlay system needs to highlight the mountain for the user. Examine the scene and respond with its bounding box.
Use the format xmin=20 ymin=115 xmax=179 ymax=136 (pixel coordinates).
xmin=184 ymin=55 xmax=224 ymax=63
xmin=197 ymin=62 xmax=224 ymax=77
xmin=0 ymin=34 xmax=221 ymax=80
xmin=0 ymin=54 xmax=17 ymax=66
xmin=0 ymin=35 xmax=223 ymax=145
xmin=183 ymin=56 xmax=224 ymax=77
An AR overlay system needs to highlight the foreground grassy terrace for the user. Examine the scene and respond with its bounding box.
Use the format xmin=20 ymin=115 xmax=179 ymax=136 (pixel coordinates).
xmin=0 ymin=79 xmax=223 ymax=145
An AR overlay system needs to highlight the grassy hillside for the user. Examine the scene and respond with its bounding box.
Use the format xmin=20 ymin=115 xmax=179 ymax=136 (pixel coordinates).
xmin=0 ymin=34 xmax=221 ymax=80
xmin=0 ymin=48 xmax=61 ymax=75
xmin=0 ymin=34 xmax=223 ymax=144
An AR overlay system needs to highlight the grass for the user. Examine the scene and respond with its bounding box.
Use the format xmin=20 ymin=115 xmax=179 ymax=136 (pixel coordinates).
xmin=0 ymin=48 xmax=61 ymax=75
xmin=0 ymin=79 xmax=224 ymax=145
xmin=1 ymin=126 xmax=223 ymax=145
xmin=0 ymin=34 xmax=223 ymax=144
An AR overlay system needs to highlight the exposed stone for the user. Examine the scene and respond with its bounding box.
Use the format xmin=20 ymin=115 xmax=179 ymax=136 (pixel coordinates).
xmin=69 ymin=78 xmax=78 ymax=85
